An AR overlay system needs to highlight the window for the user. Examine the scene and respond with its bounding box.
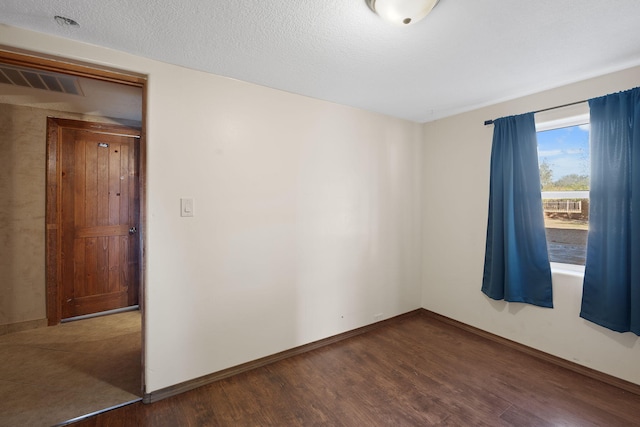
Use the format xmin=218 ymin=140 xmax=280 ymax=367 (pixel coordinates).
xmin=536 ymin=107 xmax=589 ymax=266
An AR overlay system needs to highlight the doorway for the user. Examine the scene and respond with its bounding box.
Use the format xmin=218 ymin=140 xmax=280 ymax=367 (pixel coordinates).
xmin=0 ymin=48 xmax=147 ymax=424
xmin=47 ymin=118 xmax=141 ymax=322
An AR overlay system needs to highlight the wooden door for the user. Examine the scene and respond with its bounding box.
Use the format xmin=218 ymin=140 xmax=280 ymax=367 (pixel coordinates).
xmin=55 ymin=119 xmax=140 ymax=319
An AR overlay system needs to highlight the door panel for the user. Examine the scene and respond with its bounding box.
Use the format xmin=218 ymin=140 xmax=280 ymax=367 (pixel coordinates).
xmin=60 ymin=126 xmax=139 ymax=319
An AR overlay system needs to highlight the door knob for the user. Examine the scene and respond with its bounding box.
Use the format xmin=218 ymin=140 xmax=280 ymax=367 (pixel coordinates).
xmin=129 ymin=226 xmax=137 ymax=235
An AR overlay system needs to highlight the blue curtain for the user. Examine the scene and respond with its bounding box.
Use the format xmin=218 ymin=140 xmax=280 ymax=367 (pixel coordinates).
xmin=482 ymin=113 xmax=553 ymax=307
xmin=581 ymin=87 xmax=640 ymax=335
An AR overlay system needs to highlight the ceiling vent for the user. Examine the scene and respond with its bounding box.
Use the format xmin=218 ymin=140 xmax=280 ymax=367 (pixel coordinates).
xmin=0 ymin=64 xmax=84 ymax=96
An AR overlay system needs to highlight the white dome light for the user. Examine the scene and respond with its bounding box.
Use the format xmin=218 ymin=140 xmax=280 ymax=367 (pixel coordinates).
xmin=366 ymin=0 xmax=440 ymax=25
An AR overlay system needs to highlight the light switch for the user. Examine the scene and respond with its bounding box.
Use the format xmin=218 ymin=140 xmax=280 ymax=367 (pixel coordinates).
xmin=181 ymin=198 xmax=194 ymax=217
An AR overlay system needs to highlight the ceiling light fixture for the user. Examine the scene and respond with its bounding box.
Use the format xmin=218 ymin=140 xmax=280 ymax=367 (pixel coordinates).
xmin=366 ymin=0 xmax=440 ymax=25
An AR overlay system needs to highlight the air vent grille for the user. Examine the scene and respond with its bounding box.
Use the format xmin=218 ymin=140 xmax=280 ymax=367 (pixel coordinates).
xmin=0 ymin=65 xmax=83 ymax=96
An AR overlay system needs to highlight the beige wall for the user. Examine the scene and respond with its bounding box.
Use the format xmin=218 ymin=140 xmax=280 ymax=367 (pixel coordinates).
xmin=421 ymin=65 xmax=640 ymax=386
xmin=0 ymin=102 xmax=139 ymax=330
xmin=0 ymin=103 xmax=46 ymax=328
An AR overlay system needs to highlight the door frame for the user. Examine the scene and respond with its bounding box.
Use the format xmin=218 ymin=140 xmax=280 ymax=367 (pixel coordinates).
xmin=0 ymin=47 xmax=147 ymax=389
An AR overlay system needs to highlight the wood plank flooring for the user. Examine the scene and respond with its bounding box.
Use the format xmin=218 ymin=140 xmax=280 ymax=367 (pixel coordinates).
xmin=70 ymin=313 xmax=640 ymax=426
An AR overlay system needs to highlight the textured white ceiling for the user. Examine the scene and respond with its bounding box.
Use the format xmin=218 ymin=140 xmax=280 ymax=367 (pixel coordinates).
xmin=2 ymin=0 xmax=640 ymax=123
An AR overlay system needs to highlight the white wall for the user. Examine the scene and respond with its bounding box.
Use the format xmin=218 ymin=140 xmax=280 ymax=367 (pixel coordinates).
xmin=1 ymin=25 xmax=423 ymax=392
xmin=422 ymin=66 xmax=640 ymax=386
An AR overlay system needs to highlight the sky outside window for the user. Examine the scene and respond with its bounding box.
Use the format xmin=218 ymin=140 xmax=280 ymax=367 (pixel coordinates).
xmin=537 ymin=124 xmax=590 ymax=184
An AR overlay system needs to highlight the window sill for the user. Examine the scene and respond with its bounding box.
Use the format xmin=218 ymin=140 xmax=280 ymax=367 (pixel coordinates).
xmin=550 ymin=262 xmax=585 ymax=278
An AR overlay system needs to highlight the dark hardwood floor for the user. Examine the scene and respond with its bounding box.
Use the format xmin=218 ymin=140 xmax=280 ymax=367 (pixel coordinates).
xmin=70 ymin=312 xmax=640 ymax=426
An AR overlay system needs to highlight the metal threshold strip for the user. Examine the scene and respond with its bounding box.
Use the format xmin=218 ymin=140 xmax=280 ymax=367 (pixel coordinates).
xmin=60 ymin=305 xmax=140 ymax=323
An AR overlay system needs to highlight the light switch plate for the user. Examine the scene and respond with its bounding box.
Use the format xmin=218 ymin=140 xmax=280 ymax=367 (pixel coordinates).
xmin=181 ymin=198 xmax=194 ymax=217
